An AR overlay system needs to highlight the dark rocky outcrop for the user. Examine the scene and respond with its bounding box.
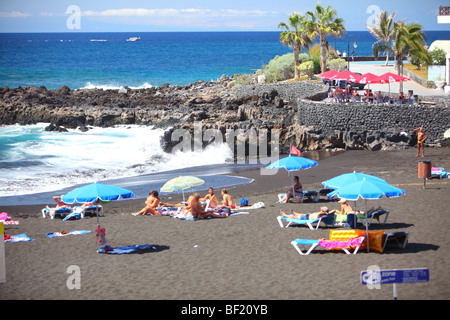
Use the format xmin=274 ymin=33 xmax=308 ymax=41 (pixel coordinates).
xmin=1 ymin=79 xmax=448 ymax=158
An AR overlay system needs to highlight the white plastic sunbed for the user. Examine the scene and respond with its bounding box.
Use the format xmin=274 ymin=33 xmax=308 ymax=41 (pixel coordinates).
xmin=277 ymin=214 xmax=335 ymax=230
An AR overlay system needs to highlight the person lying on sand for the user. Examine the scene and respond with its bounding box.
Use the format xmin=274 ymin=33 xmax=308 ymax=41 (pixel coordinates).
xmin=133 ymin=190 xmax=161 ymax=216
xmin=280 ymin=206 xmax=333 ymax=221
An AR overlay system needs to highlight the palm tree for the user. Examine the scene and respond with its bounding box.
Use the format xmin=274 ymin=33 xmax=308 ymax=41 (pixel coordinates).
xmin=373 ymin=20 xmax=429 ymax=92
xmin=278 ymin=13 xmax=313 ymax=80
xmin=366 ymin=10 xmax=397 ymax=65
xmin=306 ymin=3 xmax=346 ymax=73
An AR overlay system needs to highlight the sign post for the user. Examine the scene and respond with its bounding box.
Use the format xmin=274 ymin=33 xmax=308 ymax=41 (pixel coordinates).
xmin=361 ymin=268 xmax=429 ymax=300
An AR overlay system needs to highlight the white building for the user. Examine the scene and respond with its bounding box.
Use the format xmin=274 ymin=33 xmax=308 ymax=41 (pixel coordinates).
xmin=437 ymin=6 xmax=450 ymax=93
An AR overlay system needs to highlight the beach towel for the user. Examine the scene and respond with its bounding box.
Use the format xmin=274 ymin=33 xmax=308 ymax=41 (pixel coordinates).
xmin=97 ymin=244 xmax=157 ymax=254
xmin=46 ymin=230 xmax=92 ymax=238
xmin=0 ymin=212 xmax=19 ymax=225
xmin=231 ymin=202 xmax=265 ymax=211
xmin=4 ymin=233 xmax=35 ymax=242
xmin=318 ymin=237 xmax=364 ymax=249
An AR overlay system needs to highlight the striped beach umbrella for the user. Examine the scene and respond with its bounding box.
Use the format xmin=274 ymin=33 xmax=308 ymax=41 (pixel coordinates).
xmin=160 ymin=176 xmax=205 ymax=201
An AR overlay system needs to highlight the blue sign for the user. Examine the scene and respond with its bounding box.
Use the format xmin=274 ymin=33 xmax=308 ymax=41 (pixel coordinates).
xmin=361 ymin=268 xmax=429 ymax=285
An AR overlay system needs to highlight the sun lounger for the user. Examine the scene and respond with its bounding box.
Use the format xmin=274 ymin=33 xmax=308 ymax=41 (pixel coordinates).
xmin=357 ymin=209 xmax=389 ymax=227
xmin=277 ymin=214 xmax=335 ymax=230
xmin=382 ymin=231 xmax=409 ymax=251
xmin=290 ymin=236 xmax=365 ymax=255
xmin=42 ymin=207 xmax=72 ymax=219
xmin=278 ymin=192 xmax=319 ymax=203
xmin=431 ymin=167 xmax=449 ymax=179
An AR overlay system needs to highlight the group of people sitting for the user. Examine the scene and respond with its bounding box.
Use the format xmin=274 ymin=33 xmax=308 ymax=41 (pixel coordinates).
xmin=329 ymin=86 xmax=415 ymax=104
xmin=133 ymin=187 xmax=236 ymax=220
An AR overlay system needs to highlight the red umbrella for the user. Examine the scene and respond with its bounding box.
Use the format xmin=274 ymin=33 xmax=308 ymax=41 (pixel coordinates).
xmin=371 ymin=72 xmax=411 ymax=95
xmin=316 ymin=69 xmax=338 ymax=80
xmin=372 ymin=72 xmax=410 ymax=84
xmin=329 ymin=70 xmax=360 ymax=82
xmin=355 ymin=73 xmax=380 ymax=84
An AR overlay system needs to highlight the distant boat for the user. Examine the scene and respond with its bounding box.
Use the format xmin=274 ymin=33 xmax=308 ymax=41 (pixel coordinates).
xmin=126 ymin=37 xmax=140 ymax=42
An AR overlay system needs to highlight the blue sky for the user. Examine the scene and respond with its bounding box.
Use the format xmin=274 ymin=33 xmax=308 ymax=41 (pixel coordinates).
xmin=0 ymin=0 xmax=448 ymax=32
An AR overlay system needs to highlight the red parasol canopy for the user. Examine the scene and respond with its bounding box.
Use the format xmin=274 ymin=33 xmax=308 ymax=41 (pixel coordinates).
xmin=355 ymin=73 xmax=380 ymax=84
xmin=329 ymin=70 xmax=361 ymax=82
xmin=371 ymin=72 xmax=411 ymax=84
xmin=316 ymin=69 xmax=338 ymax=80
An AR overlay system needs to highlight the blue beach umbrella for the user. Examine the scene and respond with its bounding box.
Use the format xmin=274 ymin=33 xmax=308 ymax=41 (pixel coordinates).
xmin=265 ymin=156 xmax=318 ymax=172
xmin=62 ymin=182 xmax=135 ymax=251
xmin=322 ymin=171 xmax=387 ymax=190
xmin=62 ymin=183 xmax=135 ymax=204
xmin=265 ymin=155 xmax=318 ymax=198
xmin=327 ymin=178 xmax=405 ymax=252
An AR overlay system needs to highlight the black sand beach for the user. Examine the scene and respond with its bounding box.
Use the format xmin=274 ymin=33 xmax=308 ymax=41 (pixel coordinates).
xmin=1 ymin=147 xmax=449 ymax=303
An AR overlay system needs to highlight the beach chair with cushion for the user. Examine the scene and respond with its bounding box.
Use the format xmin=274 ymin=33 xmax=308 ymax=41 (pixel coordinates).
xmin=277 ymin=213 xmax=335 ymax=230
xmin=278 ymin=192 xmax=318 ymax=203
xmin=290 ymin=235 xmax=365 ymax=255
xmin=431 ymin=167 xmax=449 ymax=179
xmin=42 ymin=207 xmax=72 ymax=219
xmin=357 ymin=208 xmax=389 ymax=228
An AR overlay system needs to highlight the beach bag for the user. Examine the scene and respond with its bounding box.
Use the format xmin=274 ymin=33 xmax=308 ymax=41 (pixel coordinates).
xmin=218 ymin=207 xmax=231 ymax=215
xmin=346 ymin=214 xmax=357 ymax=228
xmin=240 ymin=197 xmax=249 ymax=207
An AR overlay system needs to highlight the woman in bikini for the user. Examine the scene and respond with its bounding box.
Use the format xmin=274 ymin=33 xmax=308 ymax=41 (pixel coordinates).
xmin=134 ymin=190 xmax=161 ymax=215
xmin=279 ymin=176 xmax=303 ymax=203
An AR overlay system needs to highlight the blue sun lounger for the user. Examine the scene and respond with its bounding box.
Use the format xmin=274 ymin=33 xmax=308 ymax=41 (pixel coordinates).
xmin=357 ymin=209 xmax=389 ymax=227
xmin=277 ymin=214 xmax=335 ymax=230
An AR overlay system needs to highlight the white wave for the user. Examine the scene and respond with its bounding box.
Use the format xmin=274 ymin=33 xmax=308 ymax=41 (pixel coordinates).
xmin=0 ymin=123 xmax=233 ymax=196
xmin=80 ymin=81 xmax=153 ymax=90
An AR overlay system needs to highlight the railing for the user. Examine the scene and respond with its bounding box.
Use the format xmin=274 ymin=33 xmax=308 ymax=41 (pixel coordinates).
xmin=439 ymin=6 xmax=450 ymax=16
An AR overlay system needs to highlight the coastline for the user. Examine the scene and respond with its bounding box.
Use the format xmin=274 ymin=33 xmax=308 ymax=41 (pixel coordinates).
xmin=1 ymin=147 xmax=449 ymax=301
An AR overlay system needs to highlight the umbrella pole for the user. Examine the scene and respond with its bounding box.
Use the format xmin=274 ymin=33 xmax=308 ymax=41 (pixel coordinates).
xmin=365 ymin=199 xmax=369 ymax=253
xmin=96 ymin=200 xmax=100 ymax=252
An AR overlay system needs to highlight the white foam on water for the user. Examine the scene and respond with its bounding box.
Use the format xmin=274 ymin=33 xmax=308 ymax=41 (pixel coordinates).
xmin=0 ymin=123 xmax=233 ymax=196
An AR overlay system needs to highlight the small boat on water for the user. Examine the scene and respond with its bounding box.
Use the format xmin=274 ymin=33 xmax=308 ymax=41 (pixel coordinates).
xmin=126 ymin=37 xmax=140 ymax=42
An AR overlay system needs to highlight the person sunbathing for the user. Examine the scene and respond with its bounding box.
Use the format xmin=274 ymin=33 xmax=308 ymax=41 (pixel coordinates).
xmin=200 ymin=187 xmax=219 ymax=209
xmin=336 ymin=199 xmax=363 ymax=215
xmin=220 ymin=188 xmax=236 ymax=208
xmin=191 ymin=193 xmax=228 ymax=219
xmin=280 ymin=206 xmax=333 ymax=221
xmin=52 ymin=195 xmax=68 ymax=208
xmin=133 ymin=190 xmax=161 ymax=216
xmin=278 ymin=176 xmax=302 ymax=203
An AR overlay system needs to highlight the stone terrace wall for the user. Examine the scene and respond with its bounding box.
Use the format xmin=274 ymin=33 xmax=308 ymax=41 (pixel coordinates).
xmin=235 ymin=81 xmax=329 ymax=102
xmin=297 ymin=99 xmax=450 ymax=143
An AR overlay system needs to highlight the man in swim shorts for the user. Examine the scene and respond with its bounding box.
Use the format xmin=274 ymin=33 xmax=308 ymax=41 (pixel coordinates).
xmin=280 ymin=206 xmax=332 ymax=220
xmin=414 ymin=126 xmax=428 ymax=157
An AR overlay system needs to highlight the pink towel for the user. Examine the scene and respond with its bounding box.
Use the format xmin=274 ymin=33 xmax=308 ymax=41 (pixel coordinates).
xmin=318 ymin=237 xmax=363 ymax=249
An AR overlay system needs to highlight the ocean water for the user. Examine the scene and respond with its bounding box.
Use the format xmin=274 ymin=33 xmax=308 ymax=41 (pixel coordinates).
xmin=1 ymin=31 xmax=448 ymax=89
